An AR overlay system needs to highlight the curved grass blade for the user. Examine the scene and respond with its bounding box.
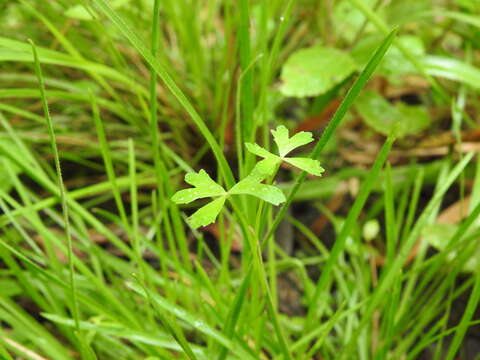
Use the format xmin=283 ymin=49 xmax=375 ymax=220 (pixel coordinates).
xmin=29 ymin=39 xmax=81 ymax=335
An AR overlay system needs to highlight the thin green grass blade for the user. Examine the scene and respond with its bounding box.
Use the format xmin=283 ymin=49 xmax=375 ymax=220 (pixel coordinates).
xmin=216 ymin=270 xmax=252 ymax=360
xmin=29 ymin=39 xmax=81 ymax=334
xmin=128 ymin=139 xmax=149 ymax=289
xmin=374 ymin=270 xmax=401 ymax=360
xmin=383 ymin=163 xmax=396 ymax=265
xmin=225 ymin=199 xmax=293 ymax=360
xmin=400 ymin=168 xmax=424 ymax=243
xmin=256 ymin=0 xmax=295 ymax=132
xmin=91 ymin=92 xmax=131 ymax=234
xmin=0 ymin=87 xmax=135 ymax=122
xmin=143 ymin=291 xmax=199 ymax=360
xmin=238 ymin=0 xmax=254 ymax=142
xmin=147 ymin=0 xmax=179 ymax=271
xmin=305 ymin=303 xmax=349 ymax=358
xmin=264 ymin=287 xmax=294 ymax=360
xmin=0 ymin=120 xmax=146 ymax=329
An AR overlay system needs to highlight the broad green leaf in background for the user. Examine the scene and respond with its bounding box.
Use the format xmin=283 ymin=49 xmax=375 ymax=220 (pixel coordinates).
xmin=280 ymin=47 xmax=358 ymax=97
xmin=384 ymin=0 xmax=432 ymax=26
xmin=422 ymin=223 xmax=480 ymax=272
xmin=246 ymin=126 xmax=324 ymax=176
xmin=455 ymin=0 xmax=480 ymax=12
xmin=424 ymin=56 xmax=480 ymax=91
xmin=1 ymin=2 xmax=24 ymax=28
xmin=333 ymin=0 xmax=380 ymax=41
xmin=422 ymin=223 xmax=458 ymax=253
xmin=428 ymin=10 xmax=480 ymax=29
xmin=352 ymin=33 xmax=480 ymax=91
xmin=355 ymin=90 xmax=431 ymax=137
xmin=352 ymin=35 xmax=425 ymax=82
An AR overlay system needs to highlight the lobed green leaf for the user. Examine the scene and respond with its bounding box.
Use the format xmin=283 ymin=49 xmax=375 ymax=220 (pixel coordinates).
xmin=283 ymin=157 xmax=324 ymax=176
xmin=187 ymin=197 xmax=227 ymax=228
xmin=245 ymin=142 xmax=278 ymax=160
xmin=230 ymin=175 xmax=286 ymax=205
xmin=271 ymin=125 xmax=314 ymax=157
xmin=171 ymin=170 xmax=226 ymax=204
xmin=245 ymin=126 xmax=323 ymax=177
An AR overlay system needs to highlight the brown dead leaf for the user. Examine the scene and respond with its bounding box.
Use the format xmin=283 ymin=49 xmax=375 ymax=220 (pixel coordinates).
xmin=294 ymin=98 xmax=341 ymax=134
xmin=437 ymin=196 xmax=470 ymax=224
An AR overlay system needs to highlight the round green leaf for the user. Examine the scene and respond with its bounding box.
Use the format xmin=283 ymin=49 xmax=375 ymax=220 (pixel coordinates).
xmin=355 ymin=90 xmax=431 ymax=138
xmin=280 ymin=46 xmax=357 ymax=97
xmin=352 ymin=34 xmax=425 ymax=82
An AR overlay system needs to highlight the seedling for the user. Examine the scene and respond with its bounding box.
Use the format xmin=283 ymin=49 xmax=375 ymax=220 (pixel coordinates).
xmin=172 ymin=125 xmax=324 ymax=228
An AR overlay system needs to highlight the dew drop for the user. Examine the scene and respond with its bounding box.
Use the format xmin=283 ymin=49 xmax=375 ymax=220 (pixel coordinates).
xmin=193 ymin=320 xmax=204 ymax=328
